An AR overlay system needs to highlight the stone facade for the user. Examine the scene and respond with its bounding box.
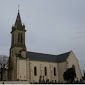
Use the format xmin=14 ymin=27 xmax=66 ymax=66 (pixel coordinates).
xmin=8 ymin=11 xmax=82 ymax=83
xmin=9 ymin=10 xmax=27 ymax=81
xmin=28 ymin=51 xmax=82 ymax=83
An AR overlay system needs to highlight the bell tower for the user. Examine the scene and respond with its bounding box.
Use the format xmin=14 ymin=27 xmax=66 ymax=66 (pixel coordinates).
xmin=10 ymin=10 xmax=26 ymax=57
xmin=9 ymin=10 xmax=28 ymax=81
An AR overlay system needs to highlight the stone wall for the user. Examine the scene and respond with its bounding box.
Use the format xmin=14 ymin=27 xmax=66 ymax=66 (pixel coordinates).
xmin=0 ymin=81 xmax=28 ymax=84
xmin=29 ymin=60 xmax=58 ymax=83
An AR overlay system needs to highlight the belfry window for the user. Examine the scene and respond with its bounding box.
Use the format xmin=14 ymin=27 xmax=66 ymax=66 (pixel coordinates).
xmin=44 ymin=67 xmax=47 ymax=76
xmin=54 ymin=67 xmax=56 ymax=76
xmin=12 ymin=34 xmax=14 ymax=45
xmin=20 ymin=34 xmax=22 ymax=43
xmin=18 ymin=33 xmax=22 ymax=43
xmin=34 ymin=66 xmax=37 ymax=76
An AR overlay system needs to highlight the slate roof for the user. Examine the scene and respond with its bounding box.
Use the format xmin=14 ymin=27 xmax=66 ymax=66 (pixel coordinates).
xmin=27 ymin=51 xmax=71 ymax=62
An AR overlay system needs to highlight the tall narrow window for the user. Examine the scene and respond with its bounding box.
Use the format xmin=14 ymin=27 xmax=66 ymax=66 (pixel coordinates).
xmin=72 ymin=65 xmax=75 ymax=72
xmin=18 ymin=34 xmax=22 ymax=43
xmin=12 ymin=34 xmax=14 ymax=45
xmin=54 ymin=67 xmax=56 ymax=76
xmin=18 ymin=34 xmax=20 ymax=42
xmin=20 ymin=34 xmax=22 ymax=43
xmin=44 ymin=67 xmax=47 ymax=76
xmin=34 ymin=66 xmax=37 ymax=76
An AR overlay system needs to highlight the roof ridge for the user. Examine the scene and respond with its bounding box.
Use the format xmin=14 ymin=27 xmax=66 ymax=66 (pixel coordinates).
xmin=27 ymin=50 xmax=71 ymax=56
xmin=27 ymin=51 xmax=55 ymax=56
xmin=56 ymin=51 xmax=71 ymax=56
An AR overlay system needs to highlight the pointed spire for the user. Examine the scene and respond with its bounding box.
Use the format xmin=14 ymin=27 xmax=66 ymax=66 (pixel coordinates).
xmin=15 ymin=7 xmax=22 ymax=28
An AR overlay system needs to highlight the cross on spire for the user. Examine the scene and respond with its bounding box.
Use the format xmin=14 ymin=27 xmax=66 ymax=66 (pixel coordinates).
xmin=18 ymin=5 xmax=20 ymax=12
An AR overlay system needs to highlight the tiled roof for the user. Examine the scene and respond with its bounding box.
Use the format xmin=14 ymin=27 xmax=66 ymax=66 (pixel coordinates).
xmin=27 ymin=51 xmax=71 ymax=62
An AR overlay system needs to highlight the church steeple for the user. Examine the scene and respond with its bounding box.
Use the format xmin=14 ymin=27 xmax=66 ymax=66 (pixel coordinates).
xmin=11 ymin=10 xmax=26 ymax=33
xmin=15 ymin=10 xmax=22 ymax=28
xmin=10 ymin=10 xmax=26 ymax=53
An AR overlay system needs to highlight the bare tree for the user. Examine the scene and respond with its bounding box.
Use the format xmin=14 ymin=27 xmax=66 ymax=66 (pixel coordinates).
xmin=0 ymin=55 xmax=8 ymax=80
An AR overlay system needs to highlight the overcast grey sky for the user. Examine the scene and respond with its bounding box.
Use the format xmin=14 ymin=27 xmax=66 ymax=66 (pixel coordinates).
xmin=0 ymin=0 xmax=85 ymax=74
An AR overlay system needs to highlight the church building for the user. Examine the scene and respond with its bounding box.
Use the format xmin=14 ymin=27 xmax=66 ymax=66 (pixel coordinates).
xmin=8 ymin=10 xmax=82 ymax=83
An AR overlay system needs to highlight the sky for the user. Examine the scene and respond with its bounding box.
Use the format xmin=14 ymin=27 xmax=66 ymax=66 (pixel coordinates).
xmin=0 ymin=0 xmax=85 ymax=75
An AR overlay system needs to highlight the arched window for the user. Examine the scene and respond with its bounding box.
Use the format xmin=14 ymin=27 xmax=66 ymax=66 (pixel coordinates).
xmin=18 ymin=34 xmax=20 ymax=42
xmin=72 ymin=65 xmax=75 ymax=69
xmin=20 ymin=34 xmax=22 ymax=43
xmin=12 ymin=34 xmax=14 ymax=45
xmin=72 ymin=65 xmax=75 ymax=71
xmin=18 ymin=33 xmax=22 ymax=43
xmin=34 ymin=66 xmax=37 ymax=76
xmin=54 ymin=67 xmax=56 ymax=76
xmin=44 ymin=67 xmax=47 ymax=76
